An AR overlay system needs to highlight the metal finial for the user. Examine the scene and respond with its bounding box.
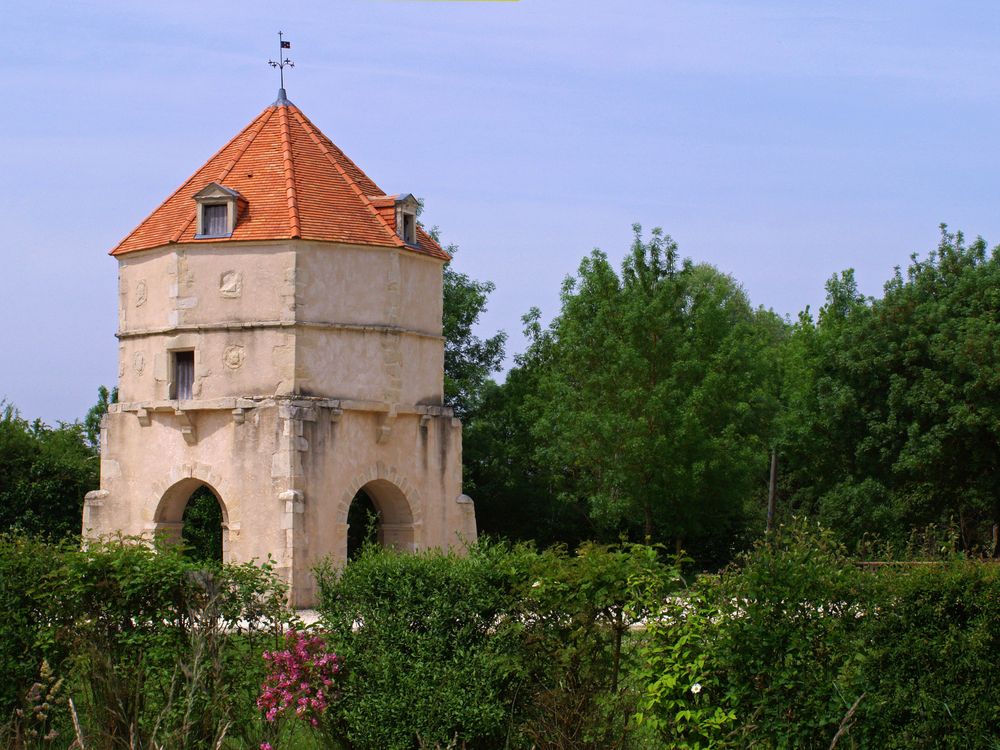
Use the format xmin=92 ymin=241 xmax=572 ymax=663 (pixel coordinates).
xmin=268 ymin=31 xmax=295 ymax=92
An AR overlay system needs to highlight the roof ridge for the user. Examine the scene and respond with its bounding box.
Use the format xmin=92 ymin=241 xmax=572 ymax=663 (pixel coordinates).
xmin=167 ymin=106 xmax=277 ymax=245
xmin=111 ymin=106 xmax=273 ymax=255
xmin=289 ymin=106 xmax=402 ymax=247
xmin=277 ymin=105 xmax=302 ymax=238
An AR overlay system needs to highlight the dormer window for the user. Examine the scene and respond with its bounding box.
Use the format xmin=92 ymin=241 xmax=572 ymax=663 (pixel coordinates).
xmin=393 ymin=194 xmax=419 ymax=246
xmin=401 ymin=211 xmax=416 ymax=245
xmin=203 ymin=204 xmax=227 ymax=236
xmin=193 ymin=182 xmax=245 ymax=239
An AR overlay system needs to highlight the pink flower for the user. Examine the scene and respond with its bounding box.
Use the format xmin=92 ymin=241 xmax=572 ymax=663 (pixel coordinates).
xmin=260 ymin=743 xmax=273 ymax=750
xmin=257 ymin=630 xmax=341 ymax=729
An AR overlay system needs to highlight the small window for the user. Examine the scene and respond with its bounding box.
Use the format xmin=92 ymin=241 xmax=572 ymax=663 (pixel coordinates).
xmin=193 ymin=183 xmax=243 ymax=238
xmin=203 ymin=204 xmax=228 ymax=237
xmin=401 ymin=212 xmax=416 ymax=245
xmin=173 ymin=351 xmax=195 ymax=400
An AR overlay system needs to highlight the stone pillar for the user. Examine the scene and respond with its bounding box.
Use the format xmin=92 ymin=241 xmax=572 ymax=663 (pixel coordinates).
xmin=272 ymin=401 xmax=316 ymax=607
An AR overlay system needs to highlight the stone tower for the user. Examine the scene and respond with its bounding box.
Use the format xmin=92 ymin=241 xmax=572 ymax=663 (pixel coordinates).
xmin=83 ymin=89 xmax=476 ymax=607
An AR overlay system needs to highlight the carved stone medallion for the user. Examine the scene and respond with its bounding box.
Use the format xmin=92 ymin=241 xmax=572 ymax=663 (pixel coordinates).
xmin=220 ymin=271 xmax=243 ymax=298
xmin=223 ymin=345 xmax=245 ymax=370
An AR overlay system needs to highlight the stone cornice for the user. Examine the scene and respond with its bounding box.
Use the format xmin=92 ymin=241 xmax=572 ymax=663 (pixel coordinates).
xmin=109 ymin=396 xmax=454 ymax=419
xmin=115 ymin=319 xmax=444 ymax=341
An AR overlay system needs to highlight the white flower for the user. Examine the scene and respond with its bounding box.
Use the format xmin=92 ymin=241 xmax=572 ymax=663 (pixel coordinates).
xmin=690 ymin=683 xmax=702 ymax=695
xmin=531 ymin=580 xmax=541 ymax=588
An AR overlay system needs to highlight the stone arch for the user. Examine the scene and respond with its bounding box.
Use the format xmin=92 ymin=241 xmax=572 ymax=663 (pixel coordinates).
xmin=149 ymin=472 xmax=231 ymax=561
xmin=339 ymin=463 xmax=422 ymax=553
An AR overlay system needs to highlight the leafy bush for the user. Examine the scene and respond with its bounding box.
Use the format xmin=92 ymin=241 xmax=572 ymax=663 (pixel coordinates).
xmin=709 ymin=520 xmax=869 ymax=748
xmin=0 ymin=534 xmax=72 ymax=718
xmin=637 ymin=520 xmax=1000 ymax=749
xmin=634 ymin=585 xmax=736 ymax=749
xmin=0 ymin=533 xmax=295 ymax=749
xmin=315 ymin=541 xmax=530 ymax=750
xmin=56 ymin=539 xmax=294 ymax=748
xmin=8 ymin=524 xmax=999 ymax=749
xmin=519 ymin=542 xmax=679 ymax=750
xmin=851 ymin=560 xmax=1000 ymax=749
xmin=637 ymin=519 xmax=870 ymax=749
xmin=314 ymin=540 xmax=679 ymax=750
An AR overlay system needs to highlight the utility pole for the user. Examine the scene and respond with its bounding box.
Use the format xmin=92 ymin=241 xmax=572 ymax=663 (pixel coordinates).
xmin=766 ymin=449 xmax=777 ymax=533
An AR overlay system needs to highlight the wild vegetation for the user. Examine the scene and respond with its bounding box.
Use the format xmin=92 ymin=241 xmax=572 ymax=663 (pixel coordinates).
xmin=1 ymin=528 xmax=997 ymax=749
xmin=0 ymin=534 xmax=293 ymax=749
xmin=3 ymin=224 xmax=1000 ymax=747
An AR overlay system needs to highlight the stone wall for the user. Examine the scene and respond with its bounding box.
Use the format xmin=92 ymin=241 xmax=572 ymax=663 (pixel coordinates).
xmin=87 ymin=237 xmax=475 ymax=608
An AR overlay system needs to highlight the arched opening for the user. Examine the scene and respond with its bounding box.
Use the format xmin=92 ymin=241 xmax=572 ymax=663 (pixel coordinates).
xmin=153 ymin=478 xmax=228 ymax=563
xmin=182 ymin=486 xmax=224 ymax=562
xmin=347 ymin=489 xmax=379 ymax=560
xmin=346 ymin=479 xmax=415 ymax=560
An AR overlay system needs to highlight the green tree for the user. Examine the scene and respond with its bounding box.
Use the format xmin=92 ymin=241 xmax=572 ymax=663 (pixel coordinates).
xmin=84 ymin=384 xmax=117 ymax=450
xmin=780 ymin=227 xmax=1000 ymax=552
xmin=443 ymin=259 xmax=507 ymax=418
xmin=0 ymin=402 xmax=98 ymax=539
xmin=526 ymin=226 xmax=783 ymax=553
xmin=426 ymin=226 xmax=506 ymax=419
xmin=463 ymin=359 xmax=593 ymax=547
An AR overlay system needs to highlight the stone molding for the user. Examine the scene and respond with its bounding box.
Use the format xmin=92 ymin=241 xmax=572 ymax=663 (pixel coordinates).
xmin=116 ymin=319 xmax=444 ymax=342
xmin=111 ymin=396 xmax=454 ymax=419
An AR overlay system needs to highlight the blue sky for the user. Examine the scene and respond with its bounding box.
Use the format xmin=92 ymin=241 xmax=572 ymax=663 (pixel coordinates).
xmin=3 ymin=1 xmax=1000 ymax=424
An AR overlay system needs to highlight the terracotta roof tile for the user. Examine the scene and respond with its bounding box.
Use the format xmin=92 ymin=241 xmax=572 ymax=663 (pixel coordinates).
xmin=111 ymin=98 xmax=449 ymax=261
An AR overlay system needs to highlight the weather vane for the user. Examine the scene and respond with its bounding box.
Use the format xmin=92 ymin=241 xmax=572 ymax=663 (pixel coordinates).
xmin=268 ymin=31 xmax=294 ymax=90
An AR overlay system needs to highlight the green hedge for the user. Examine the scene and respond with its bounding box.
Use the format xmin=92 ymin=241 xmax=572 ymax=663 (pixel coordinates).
xmin=315 ymin=541 xmax=528 ymax=749
xmin=314 ymin=540 xmax=678 ymax=750
xmin=637 ymin=520 xmax=1000 ymax=749
xmin=0 ymin=533 xmax=295 ymax=750
xmin=852 ymin=561 xmax=1000 ymax=749
xmin=4 ymin=528 xmax=999 ymax=749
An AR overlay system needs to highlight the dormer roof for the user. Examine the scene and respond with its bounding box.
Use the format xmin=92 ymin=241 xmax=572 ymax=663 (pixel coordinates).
xmin=368 ymin=193 xmax=418 ymax=208
xmin=193 ymin=182 xmax=243 ymax=201
xmin=111 ymin=96 xmax=448 ymax=261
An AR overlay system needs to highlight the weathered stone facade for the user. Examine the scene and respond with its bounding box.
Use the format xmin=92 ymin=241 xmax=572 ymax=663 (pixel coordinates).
xmin=83 ymin=96 xmax=476 ymax=607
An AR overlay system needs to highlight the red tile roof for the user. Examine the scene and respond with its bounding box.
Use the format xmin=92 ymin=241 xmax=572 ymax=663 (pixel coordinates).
xmin=111 ymin=98 xmax=449 ymax=261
